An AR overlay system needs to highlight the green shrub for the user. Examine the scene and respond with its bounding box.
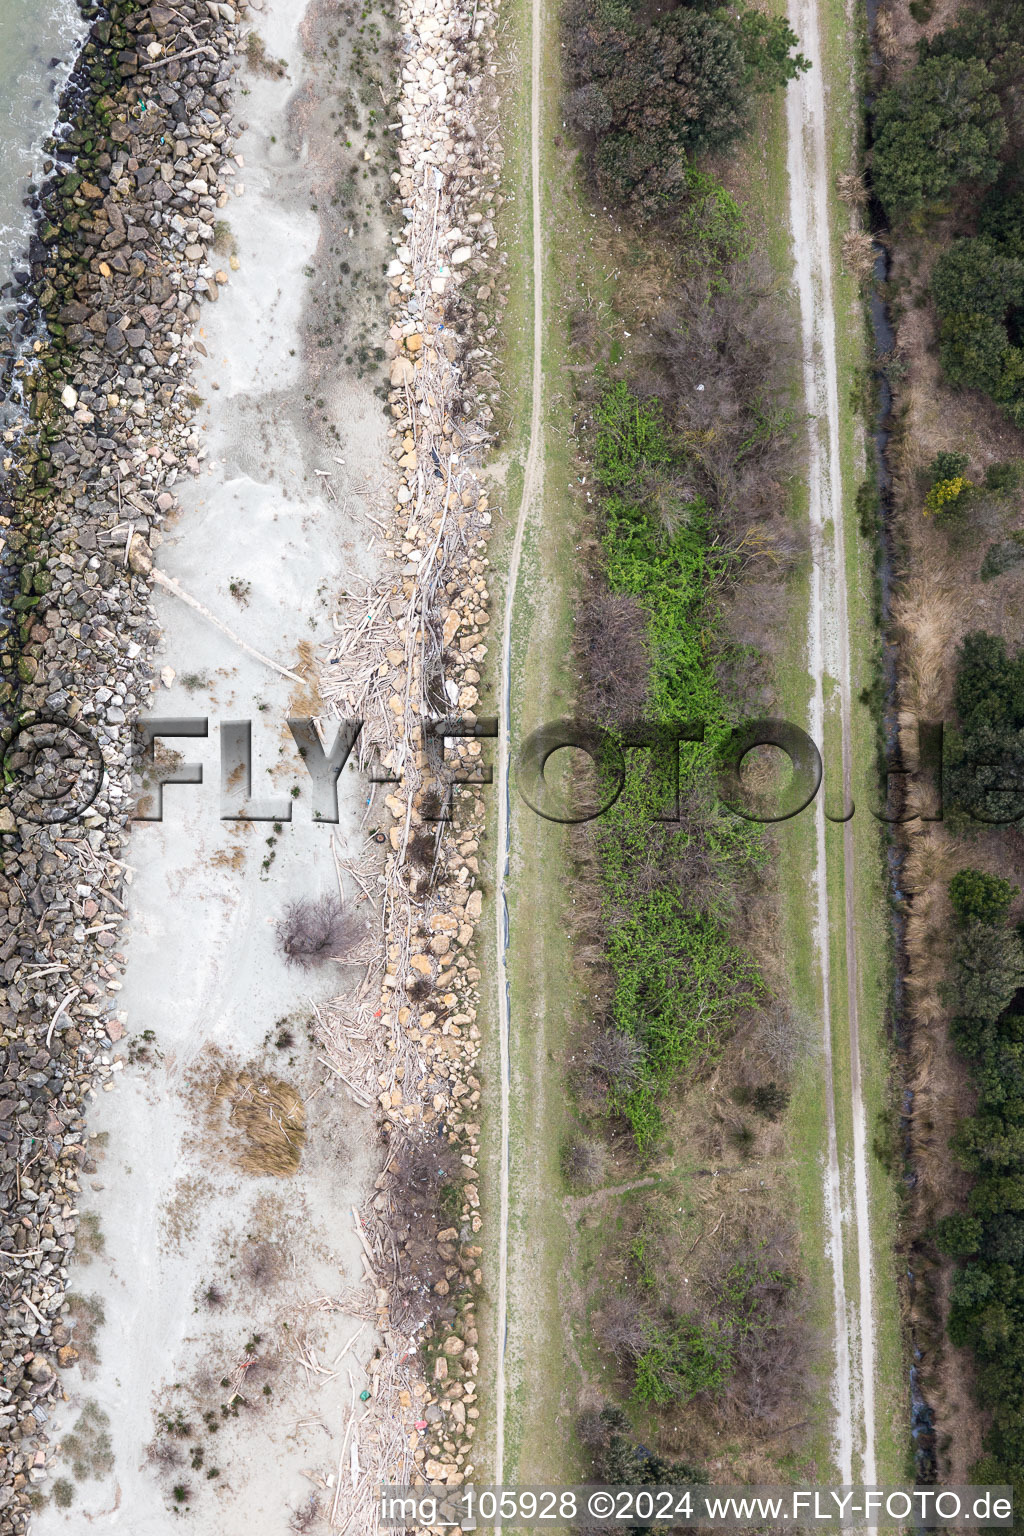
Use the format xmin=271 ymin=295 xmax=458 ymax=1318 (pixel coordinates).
xmin=983 ymin=460 xmax=1024 ymax=494
xmin=677 ymin=166 xmax=752 ymax=285
xmin=946 ymin=632 xmax=1024 ymax=824
xmin=953 ymin=921 xmax=1024 ymax=1021
xmin=949 ymin=869 xmax=1020 ymax=925
xmin=934 ymin=1213 xmax=983 ymax=1255
xmin=872 ymin=57 xmax=1006 ymax=222
xmin=633 ymin=1317 xmax=730 ymax=1405
xmin=981 ymin=540 xmax=1024 ymax=581
xmin=563 ymin=0 xmax=808 ymax=215
xmin=588 ymin=383 xmax=767 ymax=1151
xmin=752 ymin=1081 xmax=790 ymax=1120
xmin=926 ymin=449 xmax=970 ymax=482
xmin=980 ymin=176 xmax=1024 ymax=259
xmin=931 ymin=239 xmax=1024 ymax=415
xmin=932 ymin=239 xmax=1024 ymax=322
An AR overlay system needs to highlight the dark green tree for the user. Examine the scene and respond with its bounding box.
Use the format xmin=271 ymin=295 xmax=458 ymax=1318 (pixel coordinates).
xmin=932 ymin=238 xmax=1024 ymax=323
xmin=563 ymin=0 xmax=809 ymax=216
xmin=872 ymin=56 xmax=1006 ymax=221
xmin=950 ymin=869 xmax=1020 ymax=926
xmin=953 ymin=921 xmax=1024 ymax=1022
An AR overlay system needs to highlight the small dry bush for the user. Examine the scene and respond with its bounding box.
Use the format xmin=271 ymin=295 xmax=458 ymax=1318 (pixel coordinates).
xmin=407 ymin=974 xmax=433 ymax=1003
xmin=66 ymin=1292 xmax=105 ymax=1371
xmin=645 ymin=257 xmax=799 ymax=537
xmin=756 ymin=999 xmax=817 ymax=1078
xmin=74 ymin=1210 xmax=104 ymax=1264
xmin=241 ymin=1239 xmax=283 ymax=1290
xmin=589 ymin=1027 xmax=644 ymax=1089
xmin=387 ymin=1131 xmax=466 ymax=1331
xmin=289 ymin=1494 xmax=322 ymax=1531
xmin=712 ymin=1225 xmax=814 ymax=1427
xmin=563 ymin=1136 xmax=608 ymax=1188
xmin=147 ymin=1437 xmax=184 ymax=1470
xmin=576 ymin=592 xmax=651 ymax=726
xmin=596 ymin=1291 xmax=648 ymax=1362
xmin=62 ymin=1400 xmax=113 ymax=1481
xmin=277 ymin=894 xmax=362 ymax=969
xmin=213 ymin=1068 xmax=306 ymax=1177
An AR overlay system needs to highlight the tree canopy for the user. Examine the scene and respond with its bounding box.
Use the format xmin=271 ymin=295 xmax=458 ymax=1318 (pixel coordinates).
xmin=563 ymin=0 xmax=809 ymax=217
xmin=872 ymin=56 xmax=1005 ymax=222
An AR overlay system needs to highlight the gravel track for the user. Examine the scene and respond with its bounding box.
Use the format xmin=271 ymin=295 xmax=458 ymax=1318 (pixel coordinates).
xmin=786 ymin=0 xmax=877 ymax=1484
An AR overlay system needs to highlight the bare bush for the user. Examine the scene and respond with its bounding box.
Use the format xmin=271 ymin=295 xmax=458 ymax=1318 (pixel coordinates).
xmin=289 ymin=1496 xmax=322 ymax=1533
xmin=276 ymin=895 xmax=362 ymax=968
xmin=597 ymin=1293 xmax=647 ymax=1361
xmin=387 ymin=1132 xmax=466 ymax=1332
xmin=241 ymin=1240 xmax=282 ymax=1290
xmin=589 ymin=1028 xmax=644 ymax=1089
xmin=147 ymin=1439 xmax=184 ymax=1470
xmin=646 ymin=257 xmax=799 ymax=533
xmin=201 ymin=1281 xmax=227 ymax=1310
xmin=563 ymin=1137 xmax=608 ymax=1187
xmin=576 ymin=592 xmax=650 ymax=726
xmin=407 ymin=974 xmax=433 ymax=1004
xmin=758 ymin=999 xmax=817 ymax=1076
xmin=406 ymin=829 xmax=438 ymax=870
xmin=576 ymin=1406 xmax=610 ymax=1450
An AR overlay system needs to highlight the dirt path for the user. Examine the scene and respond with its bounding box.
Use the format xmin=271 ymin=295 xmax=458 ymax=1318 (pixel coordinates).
xmin=786 ymin=0 xmax=877 ymax=1484
xmin=493 ymin=0 xmax=545 ymax=1485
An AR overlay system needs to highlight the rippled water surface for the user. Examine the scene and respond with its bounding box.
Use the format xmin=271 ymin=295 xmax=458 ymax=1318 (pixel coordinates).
xmin=0 ymin=0 xmax=84 ymax=288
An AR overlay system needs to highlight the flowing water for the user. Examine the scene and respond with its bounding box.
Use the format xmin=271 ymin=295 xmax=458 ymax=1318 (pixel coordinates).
xmin=0 ymin=0 xmax=84 ymax=293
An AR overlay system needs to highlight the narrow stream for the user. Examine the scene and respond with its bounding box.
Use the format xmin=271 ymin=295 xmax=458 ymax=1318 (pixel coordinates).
xmin=861 ymin=0 xmax=938 ymax=1485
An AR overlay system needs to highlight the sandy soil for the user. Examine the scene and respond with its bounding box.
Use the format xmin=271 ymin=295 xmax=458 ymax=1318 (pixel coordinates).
xmin=34 ymin=1 xmax=391 ymax=1529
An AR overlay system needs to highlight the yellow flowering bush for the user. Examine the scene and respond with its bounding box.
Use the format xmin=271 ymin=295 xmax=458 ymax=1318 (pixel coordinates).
xmin=924 ymin=473 xmax=972 ymax=515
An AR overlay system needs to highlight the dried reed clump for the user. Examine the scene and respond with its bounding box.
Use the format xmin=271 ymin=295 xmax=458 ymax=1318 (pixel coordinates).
xmin=276 ymin=894 xmax=363 ymax=969
xmin=842 ymin=229 xmax=876 ymax=281
xmin=875 ymin=4 xmax=898 ymax=58
xmin=836 ymin=170 xmax=868 ymax=207
xmin=214 ymin=1069 xmax=306 ymax=1177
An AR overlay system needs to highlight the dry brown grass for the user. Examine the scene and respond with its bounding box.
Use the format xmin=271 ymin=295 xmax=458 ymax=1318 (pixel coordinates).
xmin=891 ymin=573 xmax=966 ymax=721
xmin=212 ymin=1068 xmax=307 ymax=1177
xmin=874 ymin=3 xmax=899 ymax=60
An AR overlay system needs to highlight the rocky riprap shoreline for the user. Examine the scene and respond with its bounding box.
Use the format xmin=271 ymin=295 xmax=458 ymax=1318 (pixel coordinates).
xmin=0 ymin=0 xmax=508 ymax=1523
xmin=0 ymin=1 xmax=244 ymax=1526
